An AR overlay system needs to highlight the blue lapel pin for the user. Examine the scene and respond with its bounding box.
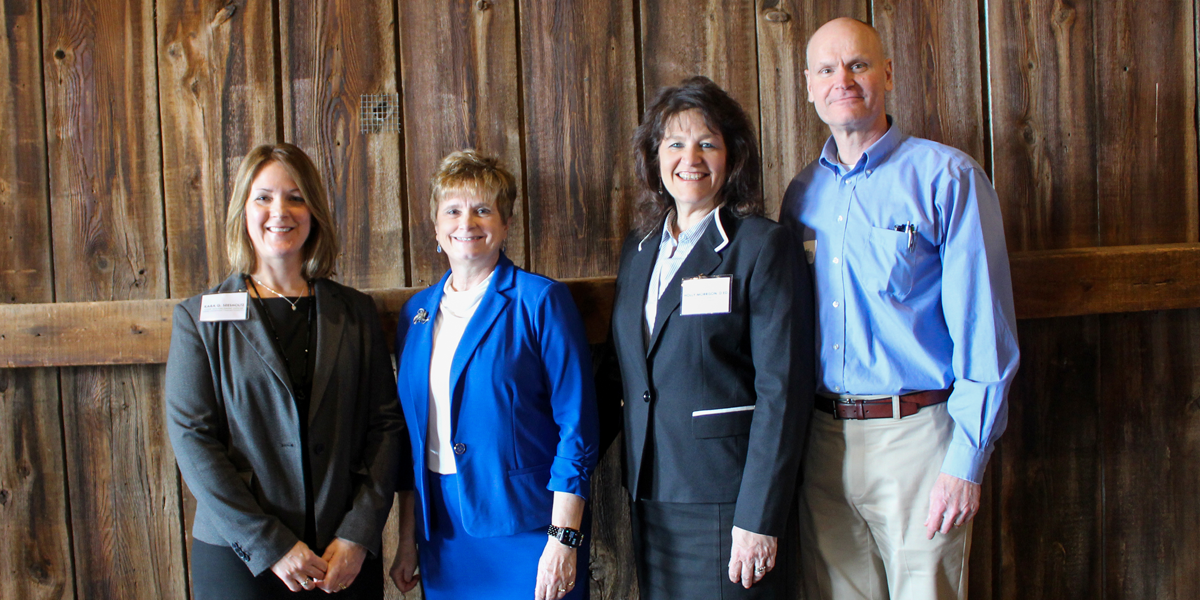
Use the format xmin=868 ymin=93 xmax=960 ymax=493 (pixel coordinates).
xmin=413 ymin=308 xmax=430 ymax=324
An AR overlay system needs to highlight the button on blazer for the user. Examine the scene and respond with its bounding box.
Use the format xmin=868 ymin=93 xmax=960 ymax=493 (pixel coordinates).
xmin=165 ymin=274 xmax=406 ymax=575
xmin=605 ymin=207 xmax=815 ymax=536
xmin=394 ymin=254 xmax=600 ymax=540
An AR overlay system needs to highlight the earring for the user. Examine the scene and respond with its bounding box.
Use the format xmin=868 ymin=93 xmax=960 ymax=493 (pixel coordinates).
xmin=436 ymin=243 xmax=442 ymax=253
xmin=659 ymin=179 xmax=667 ymax=196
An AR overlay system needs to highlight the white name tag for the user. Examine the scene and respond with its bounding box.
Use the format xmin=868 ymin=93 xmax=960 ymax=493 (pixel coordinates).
xmin=199 ymin=292 xmax=250 ymax=322
xmin=681 ymin=276 xmax=731 ymax=316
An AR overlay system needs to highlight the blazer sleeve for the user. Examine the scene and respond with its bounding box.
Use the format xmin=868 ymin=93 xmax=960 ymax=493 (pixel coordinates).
xmin=536 ymin=282 xmax=601 ymax=500
xmin=164 ymin=302 xmax=298 ymax=575
xmin=333 ymin=294 xmax=408 ymax=554
xmin=733 ymin=225 xmax=815 ymax=536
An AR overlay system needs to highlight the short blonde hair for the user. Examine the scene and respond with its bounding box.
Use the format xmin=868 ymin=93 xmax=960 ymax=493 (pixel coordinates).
xmin=428 ymin=150 xmax=517 ymax=224
xmin=225 ymin=143 xmax=340 ymax=279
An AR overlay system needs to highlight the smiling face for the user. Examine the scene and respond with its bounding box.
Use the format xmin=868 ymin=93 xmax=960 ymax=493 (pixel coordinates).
xmin=434 ymin=189 xmax=509 ymax=272
xmin=245 ymin=161 xmax=312 ymax=269
xmin=804 ymin=18 xmax=893 ymax=136
xmin=657 ymin=108 xmax=728 ymax=213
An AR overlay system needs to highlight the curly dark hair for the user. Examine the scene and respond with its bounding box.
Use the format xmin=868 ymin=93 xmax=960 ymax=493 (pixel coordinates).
xmin=632 ymin=76 xmax=763 ymax=235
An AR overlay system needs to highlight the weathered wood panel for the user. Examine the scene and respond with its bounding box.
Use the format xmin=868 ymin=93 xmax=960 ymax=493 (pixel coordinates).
xmin=640 ymin=0 xmax=759 ymax=125
xmin=993 ymin=317 xmax=1102 ymax=600
xmin=1008 ymin=244 xmax=1200 ymax=319
xmin=280 ymin=0 xmax=405 ymax=289
xmin=874 ymin=0 xmax=986 ymax=163
xmin=987 ymin=0 xmax=1099 ymax=251
xmin=42 ymin=0 xmax=188 ymax=596
xmin=0 ymin=368 xmax=74 ymax=600
xmin=397 ymin=0 xmax=525 ymax=288
xmin=60 ymin=365 xmax=187 ymax=598
xmin=1095 ymin=1 xmax=1198 ymax=246
xmin=1099 ymin=310 xmax=1200 ymax=599
xmin=518 ymin=0 xmax=639 ymax=278
xmin=0 ymin=4 xmax=72 ymax=598
xmin=157 ymin=0 xmax=279 ymax=298
xmin=1 ymin=0 xmax=52 ymax=305
xmin=755 ymin=0 xmax=867 ymax=217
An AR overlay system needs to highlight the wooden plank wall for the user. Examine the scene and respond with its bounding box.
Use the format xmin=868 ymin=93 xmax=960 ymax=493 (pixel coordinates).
xmin=1 ymin=1 xmax=1198 ymax=599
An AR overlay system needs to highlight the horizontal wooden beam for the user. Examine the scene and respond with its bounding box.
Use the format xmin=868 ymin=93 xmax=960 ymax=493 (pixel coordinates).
xmin=1009 ymin=243 xmax=1200 ymax=320
xmin=3 ymin=245 xmax=1199 ymax=368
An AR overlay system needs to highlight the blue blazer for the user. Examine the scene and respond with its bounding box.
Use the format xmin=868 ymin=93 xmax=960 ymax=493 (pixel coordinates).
xmin=395 ymin=254 xmax=599 ymax=540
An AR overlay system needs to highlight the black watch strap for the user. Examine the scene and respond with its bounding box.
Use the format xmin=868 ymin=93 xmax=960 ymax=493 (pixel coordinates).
xmin=547 ymin=525 xmax=584 ymax=548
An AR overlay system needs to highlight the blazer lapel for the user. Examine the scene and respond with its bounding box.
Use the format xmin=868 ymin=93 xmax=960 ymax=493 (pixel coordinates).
xmin=618 ymin=227 xmax=660 ymax=361
xmin=307 ymin=279 xmax=346 ymax=424
xmin=646 ymin=210 xmax=729 ymax=354
xmin=447 ymin=256 xmax=513 ymax=426
xmin=408 ymin=273 xmax=449 ymax=448
xmin=230 ymin=274 xmax=294 ymax=399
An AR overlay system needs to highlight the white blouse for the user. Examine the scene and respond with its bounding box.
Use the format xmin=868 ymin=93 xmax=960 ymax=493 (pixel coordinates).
xmin=426 ymin=271 xmax=493 ymax=474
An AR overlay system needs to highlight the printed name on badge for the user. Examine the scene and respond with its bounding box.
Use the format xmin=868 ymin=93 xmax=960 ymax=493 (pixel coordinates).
xmin=199 ymin=292 xmax=250 ymax=322
xmin=681 ymin=275 xmax=731 ymax=316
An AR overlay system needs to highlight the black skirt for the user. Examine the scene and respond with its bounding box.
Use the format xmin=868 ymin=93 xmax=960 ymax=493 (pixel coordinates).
xmin=631 ymin=499 xmax=789 ymax=600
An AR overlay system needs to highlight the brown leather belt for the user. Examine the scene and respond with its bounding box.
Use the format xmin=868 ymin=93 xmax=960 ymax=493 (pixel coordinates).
xmin=815 ymin=389 xmax=952 ymax=420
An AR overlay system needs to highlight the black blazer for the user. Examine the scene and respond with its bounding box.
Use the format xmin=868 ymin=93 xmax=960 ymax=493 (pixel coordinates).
xmin=165 ymin=273 xmax=406 ymax=575
xmin=605 ymin=207 xmax=814 ymax=536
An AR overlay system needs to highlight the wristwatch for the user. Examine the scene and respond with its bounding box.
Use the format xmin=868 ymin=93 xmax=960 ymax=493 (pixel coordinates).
xmin=547 ymin=525 xmax=584 ymax=548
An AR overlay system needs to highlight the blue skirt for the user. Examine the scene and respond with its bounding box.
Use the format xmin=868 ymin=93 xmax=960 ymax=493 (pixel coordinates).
xmin=420 ymin=472 xmax=589 ymax=600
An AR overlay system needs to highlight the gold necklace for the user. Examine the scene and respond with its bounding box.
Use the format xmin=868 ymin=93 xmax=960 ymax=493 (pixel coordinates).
xmin=250 ymin=276 xmax=307 ymax=311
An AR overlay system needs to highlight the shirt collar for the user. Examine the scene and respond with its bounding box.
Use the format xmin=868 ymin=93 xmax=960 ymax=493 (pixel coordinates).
xmin=818 ymin=115 xmax=906 ymax=176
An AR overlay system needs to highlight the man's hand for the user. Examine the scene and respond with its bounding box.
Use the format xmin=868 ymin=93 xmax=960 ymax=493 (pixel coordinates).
xmin=925 ymin=473 xmax=980 ymax=539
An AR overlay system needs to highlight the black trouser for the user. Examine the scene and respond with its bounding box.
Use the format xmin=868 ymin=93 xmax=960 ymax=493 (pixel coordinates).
xmin=190 ymin=540 xmax=384 ymax=600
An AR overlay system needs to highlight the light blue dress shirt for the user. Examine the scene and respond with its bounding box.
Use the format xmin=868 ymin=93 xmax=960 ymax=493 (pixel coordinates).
xmin=780 ymin=118 xmax=1020 ymax=484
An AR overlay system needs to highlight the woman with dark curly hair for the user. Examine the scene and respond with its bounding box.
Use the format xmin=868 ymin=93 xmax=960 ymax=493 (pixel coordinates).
xmin=602 ymin=76 xmax=814 ymax=599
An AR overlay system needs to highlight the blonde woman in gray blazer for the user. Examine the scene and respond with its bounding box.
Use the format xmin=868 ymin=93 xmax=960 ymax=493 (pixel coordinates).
xmin=166 ymin=143 xmax=406 ymax=599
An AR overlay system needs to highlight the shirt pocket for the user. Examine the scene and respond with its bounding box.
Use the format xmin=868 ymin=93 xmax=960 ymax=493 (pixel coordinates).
xmin=864 ymin=226 xmax=915 ymax=299
xmin=691 ymin=405 xmax=755 ymax=439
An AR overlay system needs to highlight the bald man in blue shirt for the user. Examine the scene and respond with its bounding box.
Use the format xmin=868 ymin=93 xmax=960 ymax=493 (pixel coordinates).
xmin=780 ymin=18 xmax=1020 ymax=600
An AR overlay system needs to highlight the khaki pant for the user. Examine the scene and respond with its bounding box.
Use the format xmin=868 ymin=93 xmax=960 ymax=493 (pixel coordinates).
xmin=799 ymin=403 xmax=971 ymax=600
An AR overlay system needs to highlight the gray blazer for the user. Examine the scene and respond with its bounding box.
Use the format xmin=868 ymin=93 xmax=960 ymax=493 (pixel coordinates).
xmin=165 ymin=273 xmax=405 ymax=575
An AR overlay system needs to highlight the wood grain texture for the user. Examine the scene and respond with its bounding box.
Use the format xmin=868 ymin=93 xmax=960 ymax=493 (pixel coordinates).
xmin=1099 ymin=310 xmax=1200 ymax=599
xmin=157 ymin=0 xmax=279 ymax=298
xmin=640 ymin=0 xmax=760 ymax=127
xmin=61 ymin=365 xmax=188 ymax=598
xmin=0 ymin=0 xmax=52 ymax=305
xmin=280 ymin=0 xmax=406 ymax=289
xmin=42 ymin=0 xmax=167 ymax=302
xmin=0 ymin=6 xmax=72 ymax=598
xmin=0 ymin=368 xmax=74 ymax=600
xmin=517 ymin=0 xmax=640 ymax=278
xmin=397 ymin=0 xmax=525 ymax=288
xmin=1095 ymin=1 xmax=1198 ymax=245
xmin=986 ymin=0 xmax=1099 ymax=251
xmin=1009 ymin=244 xmax=1200 ymax=319
xmin=993 ymin=317 xmax=1102 ymax=600
xmin=41 ymin=0 xmax=187 ymax=596
xmin=755 ymin=0 xmax=868 ymax=218
xmin=874 ymin=0 xmax=986 ymax=163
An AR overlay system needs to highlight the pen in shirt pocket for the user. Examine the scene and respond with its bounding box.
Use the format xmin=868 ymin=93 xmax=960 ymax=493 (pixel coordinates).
xmin=892 ymin=221 xmax=916 ymax=252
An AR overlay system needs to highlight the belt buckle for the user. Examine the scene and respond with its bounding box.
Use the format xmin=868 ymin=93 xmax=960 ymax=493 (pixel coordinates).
xmin=834 ymin=398 xmax=866 ymax=420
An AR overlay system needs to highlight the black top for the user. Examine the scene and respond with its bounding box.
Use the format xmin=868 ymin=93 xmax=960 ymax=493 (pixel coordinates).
xmin=259 ymin=296 xmax=318 ymax=548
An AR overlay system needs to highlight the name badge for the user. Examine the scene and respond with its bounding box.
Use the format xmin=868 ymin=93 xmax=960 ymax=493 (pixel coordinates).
xmin=681 ymin=275 xmax=731 ymax=316
xmin=803 ymin=240 xmax=817 ymax=264
xmin=199 ymin=292 xmax=250 ymax=322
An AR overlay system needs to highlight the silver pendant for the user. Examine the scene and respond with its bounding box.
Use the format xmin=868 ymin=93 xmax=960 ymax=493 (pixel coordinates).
xmin=413 ymin=308 xmax=429 ymax=324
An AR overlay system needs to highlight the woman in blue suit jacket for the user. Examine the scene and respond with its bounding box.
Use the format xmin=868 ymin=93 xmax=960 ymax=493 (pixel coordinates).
xmin=389 ymin=150 xmax=599 ymax=600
